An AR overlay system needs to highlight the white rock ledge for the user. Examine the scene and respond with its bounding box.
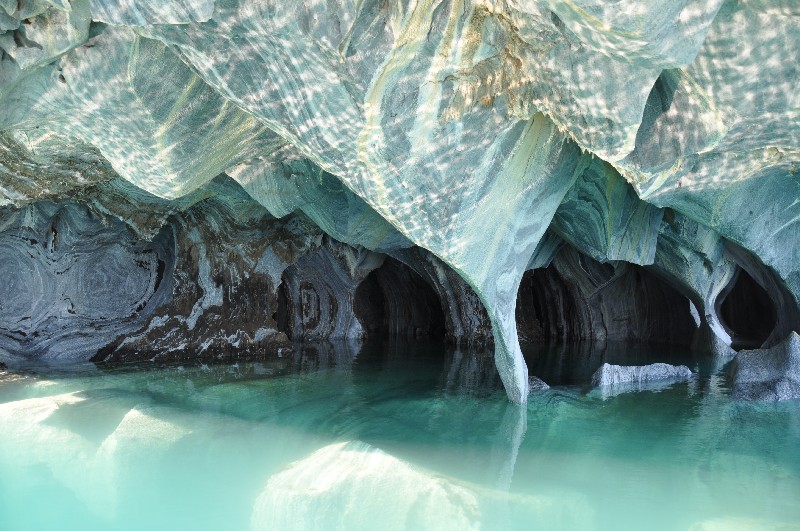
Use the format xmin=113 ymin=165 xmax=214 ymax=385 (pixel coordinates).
xmin=591 ymin=362 xmax=693 ymax=396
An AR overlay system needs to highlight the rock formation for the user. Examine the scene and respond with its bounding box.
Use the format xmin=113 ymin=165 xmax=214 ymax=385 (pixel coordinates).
xmin=528 ymin=376 xmax=550 ymax=393
xmin=590 ymin=362 xmax=694 ymax=398
xmin=0 ymin=0 xmax=797 ymax=402
xmin=592 ymin=363 xmax=693 ymax=388
xmin=728 ymin=332 xmax=800 ymax=402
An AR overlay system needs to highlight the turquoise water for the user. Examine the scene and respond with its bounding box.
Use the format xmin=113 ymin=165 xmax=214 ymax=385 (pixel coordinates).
xmin=0 ymin=341 xmax=798 ymax=530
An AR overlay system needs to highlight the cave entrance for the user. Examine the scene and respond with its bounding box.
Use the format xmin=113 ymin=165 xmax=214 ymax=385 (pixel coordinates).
xmin=516 ymin=257 xmax=695 ymax=347
xmin=718 ymin=267 xmax=777 ymax=349
xmin=516 ymin=250 xmax=698 ymax=384
xmin=353 ymin=257 xmax=446 ymax=342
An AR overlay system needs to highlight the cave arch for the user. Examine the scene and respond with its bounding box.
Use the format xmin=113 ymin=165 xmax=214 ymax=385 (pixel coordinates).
xmin=718 ymin=267 xmax=777 ymax=349
xmin=353 ymin=257 xmax=446 ymax=341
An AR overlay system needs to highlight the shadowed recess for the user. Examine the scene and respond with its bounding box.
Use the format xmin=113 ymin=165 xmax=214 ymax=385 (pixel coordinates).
xmin=354 ymin=257 xmax=446 ymax=342
xmin=516 ymin=247 xmax=696 ymax=347
xmin=719 ymin=267 xmax=777 ymax=349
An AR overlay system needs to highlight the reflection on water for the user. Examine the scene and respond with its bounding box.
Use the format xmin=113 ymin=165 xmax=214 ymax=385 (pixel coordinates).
xmin=0 ymin=341 xmax=798 ymax=530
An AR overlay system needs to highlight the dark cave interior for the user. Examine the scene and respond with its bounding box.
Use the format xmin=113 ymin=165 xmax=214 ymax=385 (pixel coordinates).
xmin=719 ymin=267 xmax=777 ymax=349
xmin=354 ymin=257 xmax=446 ymax=342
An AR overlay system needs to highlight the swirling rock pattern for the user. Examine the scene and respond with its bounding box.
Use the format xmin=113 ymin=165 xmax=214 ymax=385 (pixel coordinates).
xmin=278 ymin=237 xmax=383 ymax=342
xmin=0 ymin=0 xmax=797 ymax=402
xmin=552 ymin=158 xmax=663 ymax=266
xmin=0 ymin=201 xmax=172 ymax=359
xmin=95 ymin=181 xmax=323 ymax=363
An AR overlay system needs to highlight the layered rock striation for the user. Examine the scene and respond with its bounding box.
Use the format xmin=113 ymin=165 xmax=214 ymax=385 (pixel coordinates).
xmin=0 ymin=0 xmax=797 ymax=402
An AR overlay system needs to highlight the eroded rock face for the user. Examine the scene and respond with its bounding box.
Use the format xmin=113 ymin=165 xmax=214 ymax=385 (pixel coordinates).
xmin=0 ymin=0 xmax=797 ymax=401
xmin=96 ymin=185 xmax=323 ymax=363
xmin=728 ymin=333 xmax=800 ymax=402
xmin=389 ymin=247 xmax=494 ymax=346
xmin=0 ymin=176 xmax=497 ymax=364
xmin=278 ymin=237 xmax=383 ymax=342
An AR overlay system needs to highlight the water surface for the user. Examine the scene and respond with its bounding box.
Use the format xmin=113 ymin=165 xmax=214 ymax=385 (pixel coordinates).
xmin=0 ymin=341 xmax=798 ymax=530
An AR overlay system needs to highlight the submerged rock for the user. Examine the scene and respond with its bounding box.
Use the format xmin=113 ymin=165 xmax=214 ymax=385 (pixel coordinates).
xmin=728 ymin=333 xmax=800 ymax=402
xmin=250 ymin=440 xmax=594 ymax=530
xmin=528 ymin=376 xmax=550 ymax=393
xmin=591 ymin=362 xmax=693 ymax=392
xmin=251 ymin=441 xmax=481 ymax=531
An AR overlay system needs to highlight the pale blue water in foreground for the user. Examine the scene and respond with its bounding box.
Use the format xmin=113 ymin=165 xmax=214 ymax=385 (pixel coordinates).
xmin=0 ymin=341 xmax=798 ymax=531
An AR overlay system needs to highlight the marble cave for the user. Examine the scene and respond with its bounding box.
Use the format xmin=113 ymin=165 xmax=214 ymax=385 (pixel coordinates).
xmin=0 ymin=1 xmax=798 ymax=529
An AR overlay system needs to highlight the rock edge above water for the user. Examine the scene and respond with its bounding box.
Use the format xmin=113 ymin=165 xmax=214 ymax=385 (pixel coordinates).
xmin=729 ymin=332 xmax=800 ymax=402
